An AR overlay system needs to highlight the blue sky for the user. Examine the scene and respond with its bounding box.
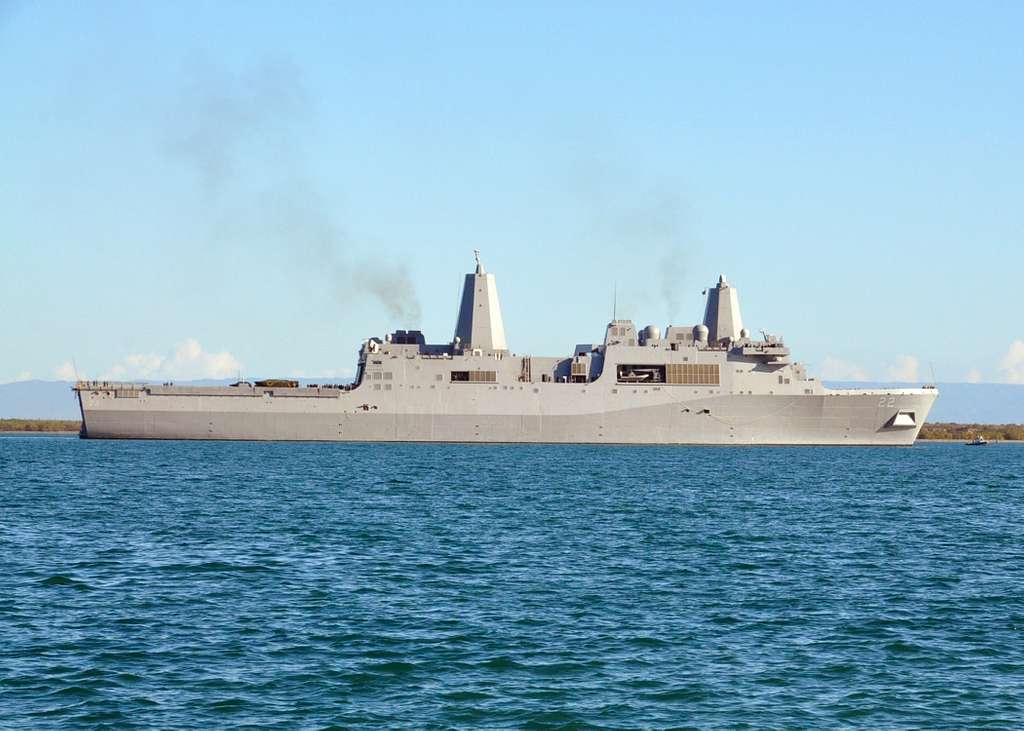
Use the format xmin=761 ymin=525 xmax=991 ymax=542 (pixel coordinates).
xmin=2 ymin=1 xmax=1022 ymax=384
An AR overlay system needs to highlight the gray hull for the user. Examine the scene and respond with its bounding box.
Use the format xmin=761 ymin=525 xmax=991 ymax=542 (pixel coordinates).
xmin=78 ymin=385 xmax=937 ymax=445
xmin=75 ymin=260 xmax=939 ymax=445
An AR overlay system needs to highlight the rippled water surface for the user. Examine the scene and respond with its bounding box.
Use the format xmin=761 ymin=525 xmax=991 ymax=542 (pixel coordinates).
xmin=2 ymin=436 xmax=1023 ymax=728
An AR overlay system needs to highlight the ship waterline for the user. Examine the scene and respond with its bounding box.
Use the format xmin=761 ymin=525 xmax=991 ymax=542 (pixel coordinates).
xmin=76 ymin=256 xmax=937 ymax=444
xmin=77 ymin=388 xmax=936 ymax=445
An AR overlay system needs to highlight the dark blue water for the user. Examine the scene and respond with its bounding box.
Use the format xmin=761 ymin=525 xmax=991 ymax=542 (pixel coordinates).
xmin=2 ymin=436 xmax=1023 ymax=728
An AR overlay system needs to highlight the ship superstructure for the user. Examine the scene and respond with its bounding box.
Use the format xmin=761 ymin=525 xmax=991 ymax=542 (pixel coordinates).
xmin=75 ymin=255 xmax=937 ymax=444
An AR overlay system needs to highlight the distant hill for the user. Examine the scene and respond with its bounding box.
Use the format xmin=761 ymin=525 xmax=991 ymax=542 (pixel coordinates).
xmin=2 ymin=379 xmax=1021 ymax=424
xmin=1 ymin=381 xmax=85 ymax=419
xmin=824 ymin=382 xmax=1024 ymax=424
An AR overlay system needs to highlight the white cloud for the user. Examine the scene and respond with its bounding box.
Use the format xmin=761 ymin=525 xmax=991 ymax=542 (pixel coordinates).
xmin=1000 ymin=339 xmax=1024 ymax=383
xmin=884 ymin=355 xmax=920 ymax=382
xmin=54 ymin=361 xmax=81 ymax=381
xmin=126 ymin=353 xmax=164 ymax=376
xmin=14 ymin=370 xmax=33 ymax=382
xmin=819 ymin=355 xmax=869 ymax=381
xmin=100 ymin=339 xmax=242 ymax=381
xmin=965 ymin=368 xmax=982 ymax=384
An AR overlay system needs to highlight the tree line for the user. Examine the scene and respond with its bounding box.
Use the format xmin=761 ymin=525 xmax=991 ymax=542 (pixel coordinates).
xmin=918 ymin=422 xmax=1024 ymax=441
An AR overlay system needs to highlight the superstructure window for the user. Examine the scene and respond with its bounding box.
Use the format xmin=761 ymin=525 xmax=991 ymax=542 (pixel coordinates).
xmin=451 ymin=370 xmax=496 ymax=383
xmin=666 ymin=363 xmax=720 ymax=385
xmin=617 ymin=365 xmax=665 ymax=384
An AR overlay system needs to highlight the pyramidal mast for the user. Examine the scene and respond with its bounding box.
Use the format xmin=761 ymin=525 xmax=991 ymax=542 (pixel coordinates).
xmin=702 ymin=274 xmax=744 ymax=343
xmin=452 ymin=250 xmax=508 ymax=353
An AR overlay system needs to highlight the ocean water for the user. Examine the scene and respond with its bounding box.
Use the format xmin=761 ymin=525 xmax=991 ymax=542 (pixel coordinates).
xmin=1 ymin=436 xmax=1022 ymax=729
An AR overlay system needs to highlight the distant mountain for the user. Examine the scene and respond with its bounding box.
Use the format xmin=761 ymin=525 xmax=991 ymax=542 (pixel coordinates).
xmin=1 ymin=381 xmax=83 ymax=419
xmin=2 ymin=379 xmax=1021 ymax=424
xmin=824 ymin=382 xmax=1024 ymax=424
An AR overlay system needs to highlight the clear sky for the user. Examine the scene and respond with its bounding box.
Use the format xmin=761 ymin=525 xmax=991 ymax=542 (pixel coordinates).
xmin=2 ymin=1 xmax=1022 ymax=384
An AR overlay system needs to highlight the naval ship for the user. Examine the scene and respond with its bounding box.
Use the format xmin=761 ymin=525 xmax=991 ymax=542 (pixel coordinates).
xmin=75 ymin=254 xmax=937 ymax=444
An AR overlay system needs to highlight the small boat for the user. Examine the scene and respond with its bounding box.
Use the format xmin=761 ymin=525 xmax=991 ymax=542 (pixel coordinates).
xmin=966 ymin=435 xmax=988 ymax=446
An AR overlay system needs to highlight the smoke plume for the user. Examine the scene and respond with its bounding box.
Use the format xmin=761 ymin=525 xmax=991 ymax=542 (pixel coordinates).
xmin=572 ymin=163 xmax=694 ymax=322
xmin=168 ymin=59 xmax=306 ymax=195
xmin=166 ymin=58 xmax=421 ymax=323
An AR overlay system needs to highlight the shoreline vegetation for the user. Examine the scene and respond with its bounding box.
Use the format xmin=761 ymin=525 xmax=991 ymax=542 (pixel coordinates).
xmin=1 ymin=419 xmax=1022 ymax=440
xmin=1 ymin=419 xmax=80 ymax=432
xmin=918 ymin=423 xmax=1024 ymax=441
